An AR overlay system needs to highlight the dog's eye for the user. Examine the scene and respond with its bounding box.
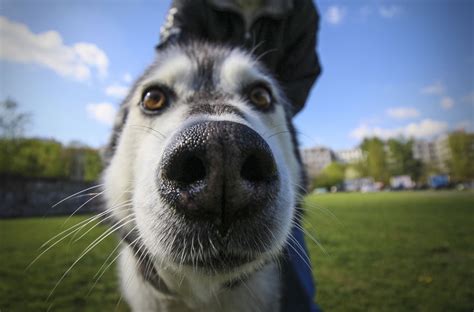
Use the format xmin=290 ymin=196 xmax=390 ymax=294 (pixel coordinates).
xmin=142 ymin=88 xmax=167 ymax=111
xmin=249 ymin=86 xmax=272 ymax=110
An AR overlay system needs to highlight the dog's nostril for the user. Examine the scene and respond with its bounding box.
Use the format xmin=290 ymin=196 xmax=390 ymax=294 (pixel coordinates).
xmin=167 ymin=154 xmax=206 ymax=185
xmin=241 ymin=153 xmax=276 ymax=182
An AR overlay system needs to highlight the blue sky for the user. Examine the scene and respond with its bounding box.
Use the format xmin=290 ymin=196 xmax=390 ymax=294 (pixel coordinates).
xmin=1 ymin=0 xmax=473 ymax=150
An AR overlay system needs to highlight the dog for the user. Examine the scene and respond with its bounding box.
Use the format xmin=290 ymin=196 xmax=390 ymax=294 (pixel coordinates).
xmin=102 ymin=41 xmax=308 ymax=311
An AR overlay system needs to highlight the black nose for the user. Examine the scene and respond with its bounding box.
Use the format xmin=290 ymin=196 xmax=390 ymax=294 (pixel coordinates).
xmin=159 ymin=121 xmax=279 ymax=233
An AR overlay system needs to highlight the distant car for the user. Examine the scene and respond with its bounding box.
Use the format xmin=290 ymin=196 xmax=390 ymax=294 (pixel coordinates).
xmin=313 ymin=187 xmax=328 ymax=194
xmin=429 ymin=175 xmax=449 ymax=189
xmin=361 ymin=184 xmax=378 ymax=193
xmin=390 ymin=175 xmax=415 ymax=190
xmin=344 ymin=177 xmax=375 ymax=192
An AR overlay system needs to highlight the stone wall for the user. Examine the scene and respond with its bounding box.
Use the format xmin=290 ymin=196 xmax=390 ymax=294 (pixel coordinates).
xmin=0 ymin=176 xmax=102 ymax=218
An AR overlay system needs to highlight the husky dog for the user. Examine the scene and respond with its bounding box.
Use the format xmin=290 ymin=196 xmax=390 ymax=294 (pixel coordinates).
xmin=103 ymin=41 xmax=308 ymax=311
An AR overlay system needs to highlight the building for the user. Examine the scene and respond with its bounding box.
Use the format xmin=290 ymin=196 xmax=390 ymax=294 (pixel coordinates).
xmin=335 ymin=148 xmax=364 ymax=164
xmin=434 ymin=134 xmax=451 ymax=171
xmin=301 ymin=147 xmax=335 ymax=176
xmin=412 ymin=135 xmax=451 ymax=172
xmin=302 ymin=146 xmax=363 ymax=177
xmin=412 ymin=140 xmax=437 ymax=164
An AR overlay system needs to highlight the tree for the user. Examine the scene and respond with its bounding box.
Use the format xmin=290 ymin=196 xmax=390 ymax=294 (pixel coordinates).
xmin=312 ymin=162 xmax=346 ymax=189
xmin=3 ymin=139 xmax=68 ymax=178
xmin=0 ymin=98 xmax=31 ymax=138
xmin=345 ymin=164 xmax=362 ymax=180
xmin=387 ymin=138 xmax=422 ymax=181
xmin=447 ymin=131 xmax=474 ymax=182
xmin=0 ymin=138 xmax=103 ymax=181
xmin=360 ymin=137 xmax=389 ymax=183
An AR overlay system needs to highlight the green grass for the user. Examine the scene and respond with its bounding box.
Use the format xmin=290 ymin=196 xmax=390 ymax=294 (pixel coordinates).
xmin=304 ymin=191 xmax=474 ymax=311
xmin=0 ymin=216 xmax=126 ymax=311
xmin=0 ymin=191 xmax=473 ymax=311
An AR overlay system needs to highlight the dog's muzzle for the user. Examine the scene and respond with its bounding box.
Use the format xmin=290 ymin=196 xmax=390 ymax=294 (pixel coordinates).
xmin=159 ymin=121 xmax=279 ymax=234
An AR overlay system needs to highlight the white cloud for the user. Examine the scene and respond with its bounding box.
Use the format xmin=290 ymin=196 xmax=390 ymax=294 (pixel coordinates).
xmin=0 ymin=16 xmax=108 ymax=81
xmin=378 ymin=5 xmax=402 ymax=18
xmin=387 ymin=107 xmax=420 ymax=119
xmin=440 ymin=97 xmax=454 ymax=109
xmin=74 ymin=43 xmax=108 ymax=78
xmin=86 ymin=102 xmax=116 ymax=126
xmin=325 ymin=6 xmax=347 ymax=25
xmin=105 ymin=84 xmax=129 ymax=98
xmin=420 ymin=81 xmax=445 ymax=95
xmin=122 ymin=73 xmax=132 ymax=83
xmin=350 ymin=119 xmax=448 ymax=140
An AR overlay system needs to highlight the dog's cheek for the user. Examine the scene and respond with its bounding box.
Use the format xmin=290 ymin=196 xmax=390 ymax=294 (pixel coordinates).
xmin=131 ymin=134 xmax=167 ymax=248
xmin=271 ymin=107 xmax=302 ymax=196
xmin=243 ymin=108 xmax=298 ymax=251
xmin=103 ymin=120 xmax=144 ymax=223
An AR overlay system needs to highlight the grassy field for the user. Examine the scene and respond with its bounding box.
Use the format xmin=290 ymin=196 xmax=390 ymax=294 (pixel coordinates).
xmin=0 ymin=191 xmax=473 ymax=311
xmin=305 ymin=191 xmax=474 ymax=312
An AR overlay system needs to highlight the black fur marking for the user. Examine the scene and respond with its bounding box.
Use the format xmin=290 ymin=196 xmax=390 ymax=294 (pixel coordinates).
xmin=195 ymin=57 xmax=215 ymax=91
xmin=181 ymin=41 xmax=229 ymax=91
xmin=185 ymin=92 xmax=246 ymax=119
xmin=188 ymin=103 xmax=245 ymax=118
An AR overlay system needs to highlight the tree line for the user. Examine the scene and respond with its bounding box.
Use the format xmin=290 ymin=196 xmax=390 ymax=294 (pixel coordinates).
xmin=0 ymin=138 xmax=103 ymax=182
xmin=313 ymin=132 xmax=474 ymax=189
xmin=0 ymin=99 xmax=103 ymax=182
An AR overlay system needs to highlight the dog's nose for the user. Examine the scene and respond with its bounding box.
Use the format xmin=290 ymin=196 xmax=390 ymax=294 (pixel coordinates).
xmin=159 ymin=121 xmax=279 ymax=233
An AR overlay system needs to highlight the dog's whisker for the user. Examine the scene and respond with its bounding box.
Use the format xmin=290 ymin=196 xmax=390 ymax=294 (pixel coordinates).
xmin=46 ymin=216 xmax=136 ymax=302
xmin=291 ymin=221 xmax=328 ymax=256
xmin=27 ymin=210 xmax=118 ymax=271
xmin=41 ymin=202 xmax=132 ymax=252
xmin=87 ymin=230 xmax=140 ymax=297
xmin=254 ymin=47 xmax=278 ymax=63
xmin=93 ymin=226 xmax=138 ymax=279
xmin=39 ymin=212 xmax=106 ymax=250
xmin=51 ymin=183 xmax=104 ymax=208
xmin=286 ymin=234 xmax=313 ymax=271
xmin=266 ymin=130 xmax=292 ymax=139
xmin=62 ymin=190 xmax=105 ymax=225
xmin=70 ymin=204 xmax=134 ymax=244
xmin=130 ymin=124 xmax=166 ymax=140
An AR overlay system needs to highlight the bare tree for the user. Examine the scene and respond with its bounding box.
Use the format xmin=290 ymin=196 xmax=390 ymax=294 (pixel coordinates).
xmin=0 ymin=98 xmax=31 ymax=138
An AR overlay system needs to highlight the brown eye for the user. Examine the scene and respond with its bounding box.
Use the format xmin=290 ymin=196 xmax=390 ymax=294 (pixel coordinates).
xmin=249 ymin=86 xmax=272 ymax=109
xmin=142 ymin=88 xmax=167 ymax=111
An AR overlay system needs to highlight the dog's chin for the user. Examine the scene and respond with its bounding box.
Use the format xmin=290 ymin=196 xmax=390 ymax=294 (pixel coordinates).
xmin=181 ymin=251 xmax=261 ymax=273
xmin=150 ymin=206 xmax=284 ymax=274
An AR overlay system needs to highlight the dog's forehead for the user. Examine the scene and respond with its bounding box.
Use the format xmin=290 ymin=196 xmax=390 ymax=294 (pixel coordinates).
xmin=145 ymin=51 xmax=194 ymax=86
xmin=143 ymin=45 xmax=263 ymax=90
xmin=220 ymin=50 xmax=264 ymax=90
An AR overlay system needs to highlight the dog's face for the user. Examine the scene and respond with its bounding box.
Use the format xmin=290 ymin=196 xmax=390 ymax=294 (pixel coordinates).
xmin=104 ymin=42 xmax=303 ymax=280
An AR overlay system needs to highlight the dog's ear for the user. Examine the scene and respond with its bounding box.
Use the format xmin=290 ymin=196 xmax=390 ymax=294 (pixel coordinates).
xmin=155 ymin=33 xmax=180 ymax=51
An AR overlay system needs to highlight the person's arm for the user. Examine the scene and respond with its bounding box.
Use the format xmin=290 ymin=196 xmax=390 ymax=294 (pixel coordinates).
xmin=277 ymin=0 xmax=322 ymax=116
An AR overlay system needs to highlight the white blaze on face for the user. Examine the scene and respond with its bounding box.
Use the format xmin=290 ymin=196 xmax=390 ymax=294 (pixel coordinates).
xmin=143 ymin=51 xmax=195 ymax=96
xmin=220 ymin=50 xmax=262 ymax=91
